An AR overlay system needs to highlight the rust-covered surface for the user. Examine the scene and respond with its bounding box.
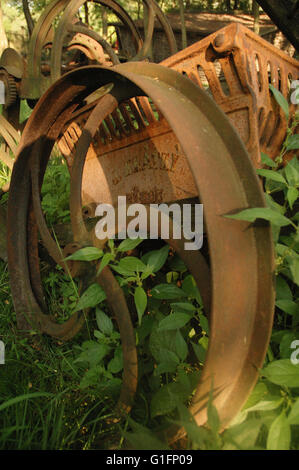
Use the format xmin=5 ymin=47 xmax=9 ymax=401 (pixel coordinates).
xmin=162 ymin=23 xmax=299 ymax=166
xmin=7 ymin=63 xmax=275 ymax=437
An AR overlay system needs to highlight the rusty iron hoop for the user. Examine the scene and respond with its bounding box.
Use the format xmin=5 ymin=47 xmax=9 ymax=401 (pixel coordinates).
xmin=8 ymin=63 xmax=275 ymax=439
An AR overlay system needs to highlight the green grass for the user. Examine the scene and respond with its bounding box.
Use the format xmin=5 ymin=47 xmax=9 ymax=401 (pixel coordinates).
xmin=0 ymin=261 xmax=122 ymax=449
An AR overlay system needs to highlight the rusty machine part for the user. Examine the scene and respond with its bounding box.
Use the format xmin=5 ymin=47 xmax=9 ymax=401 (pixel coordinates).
xmin=162 ymin=23 xmax=299 ymax=166
xmin=7 ymin=62 xmax=275 ymax=437
xmin=0 ymin=0 xmax=176 ymax=178
xmin=20 ymin=0 xmax=177 ymax=100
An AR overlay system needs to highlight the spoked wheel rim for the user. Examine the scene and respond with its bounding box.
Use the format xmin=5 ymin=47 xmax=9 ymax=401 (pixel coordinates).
xmin=8 ymin=63 xmax=275 ymax=441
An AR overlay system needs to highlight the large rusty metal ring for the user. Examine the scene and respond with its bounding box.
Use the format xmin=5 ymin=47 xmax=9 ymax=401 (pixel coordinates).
xmin=8 ymin=63 xmax=275 ymax=439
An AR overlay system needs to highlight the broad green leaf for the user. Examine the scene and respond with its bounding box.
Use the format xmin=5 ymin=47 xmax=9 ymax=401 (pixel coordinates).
xmin=151 ymin=385 xmax=178 ymax=418
xmin=151 ymin=283 xmax=187 ymax=300
xmin=175 ymin=330 xmax=188 ymax=361
xmin=256 ymin=169 xmax=287 ymax=184
xmin=110 ymin=264 xmax=137 ymax=277
xmin=142 ymin=245 xmax=169 ymax=273
xmin=244 ymin=398 xmax=283 ymax=413
xmin=136 ymin=314 xmax=155 ymax=344
xmin=154 ymin=360 xmax=178 ymax=376
xmin=275 ymin=275 xmax=293 ymax=301
xmin=117 ymin=238 xmax=144 ymax=252
xmin=262 ymin=359 xmax=299 ymax=387
xmin=157 ymin=348 xmax=180 ymax=365
xmin=275 ymin=300 xmax=299 ymax=316
xmin=267 ymin=412 xmax=291 ymax=450
xmin=97 ymin=252 xmax=114 ymax=275
xmin=224 ymin=419 xmax=262 ymax=450
xmin=74 ymin=342 xmax=109 ymax=367
xmin=96 ymin=308 xmax=113 ymax=335
xmin=64 ymin=246 xmax=103 ymax=261
xmin=108 ymin=348 xmax=123 ymax=374
xmin=134 ymin=286 xmax=147 ymax=325
xmin=192 ymin=339 xmax=207 ymax=363
xmin=288 ymin=398 xmax=299 ymax=425
xmin=243 ymin=382 xmax=268 ymax=410
xmin=285 ymin=156 xmax=299 ymax=185
xmin=158 ymin=312 xmax=191 ymax=331
xmin=79 ymin=365 xmax=104 ymax=389
xmin=118 ymin=256 xmax=147 ymax=273
xmin=271 ymin=329 xmax=290 ymax=344
xmin=225 ymin=207 xmax=292 ymax=227
xmin=269 ymin=84 xmax=289 ymax=120
xmin=170 ymin=302 xmax=197 ymax=313
xmin=20 ymin=99 xmax=33 ymax=124
xmin=287 ymin=187 xmax=299 ymax=209
xmin=140 ymin=265 xmax=155 ymax=281
xmin=168 ymin=254 xmax=187 ymax=273
xmin=182 ymin=274 xmax=202 ymax=305
xmin=286 ymin=134 xmax=299 ymax=151
xmin=289 ymin=258 xmax=299 ymax=286
xmin=74 ymin=283 xmax=106 ymax=312
xmin=199 ymin=313 xmax=209 ymax=335
xmin=149 ymin=329 xmax=177 ymax=362
xmin=261 ymin=152 xmax=277 ymax=168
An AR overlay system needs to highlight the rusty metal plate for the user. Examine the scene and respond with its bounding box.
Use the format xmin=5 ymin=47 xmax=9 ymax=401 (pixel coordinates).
xmin=59 ymin=103 xmax=197 ymax=206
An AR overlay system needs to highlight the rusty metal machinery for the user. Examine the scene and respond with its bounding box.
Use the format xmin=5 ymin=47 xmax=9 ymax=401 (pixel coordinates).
xmin=2 ymin=0 xmax=299 ymax=445
xmin=7 ymin=61 xmax=275 ymax=440
xmin=0 ymin=0 xmax=177 ymax=102
xmin=162 ymin=22 xmax=299 ymax=166
xmin=0 ymin=0 xmax=177 ymax=191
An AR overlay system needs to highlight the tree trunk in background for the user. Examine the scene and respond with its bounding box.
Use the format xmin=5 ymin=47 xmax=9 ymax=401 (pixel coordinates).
xmin=226 ymin=0 xmax=231 ymax=12
xmin=178 ymin=0 xmax=187 ymax=49
xmin=84 ymin=2 xmax=89 ymax=26
xmin=256 ymin=0 xmax=299 ymax=51
xmin=102 ymin=7 xmax=108 ymax=38
xmin=252 ymin=0 xmax=260 ymax=34
xmin=0 ymin=1 xmax=8 ymax=54
xmin=22 ymin=0 xmax=34 ymax=37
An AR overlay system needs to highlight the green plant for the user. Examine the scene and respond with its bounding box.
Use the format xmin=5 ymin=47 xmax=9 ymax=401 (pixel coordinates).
xmin=223 ymin=85 xmax=299 ymax=450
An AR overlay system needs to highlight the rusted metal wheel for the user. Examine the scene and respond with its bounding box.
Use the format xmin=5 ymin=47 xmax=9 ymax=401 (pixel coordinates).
xmin=22 ymin=0 xmax=143 ymax=99
xmin=21 ymin=0 xmax=177 ymax=100
xmin=8 ymin=63 xmax=275 ymax=440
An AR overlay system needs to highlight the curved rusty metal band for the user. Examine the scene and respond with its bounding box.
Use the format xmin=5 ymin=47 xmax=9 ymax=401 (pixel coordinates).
xmin=8 ymin=63 xmax=275 ymax=438
xmin=51 ymin=0 xmax=143 ymax=82
xmin=66 ymin=25 xmax=120 ymax=65
xmin=133 ymin=0 xmax=177 ymax=61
